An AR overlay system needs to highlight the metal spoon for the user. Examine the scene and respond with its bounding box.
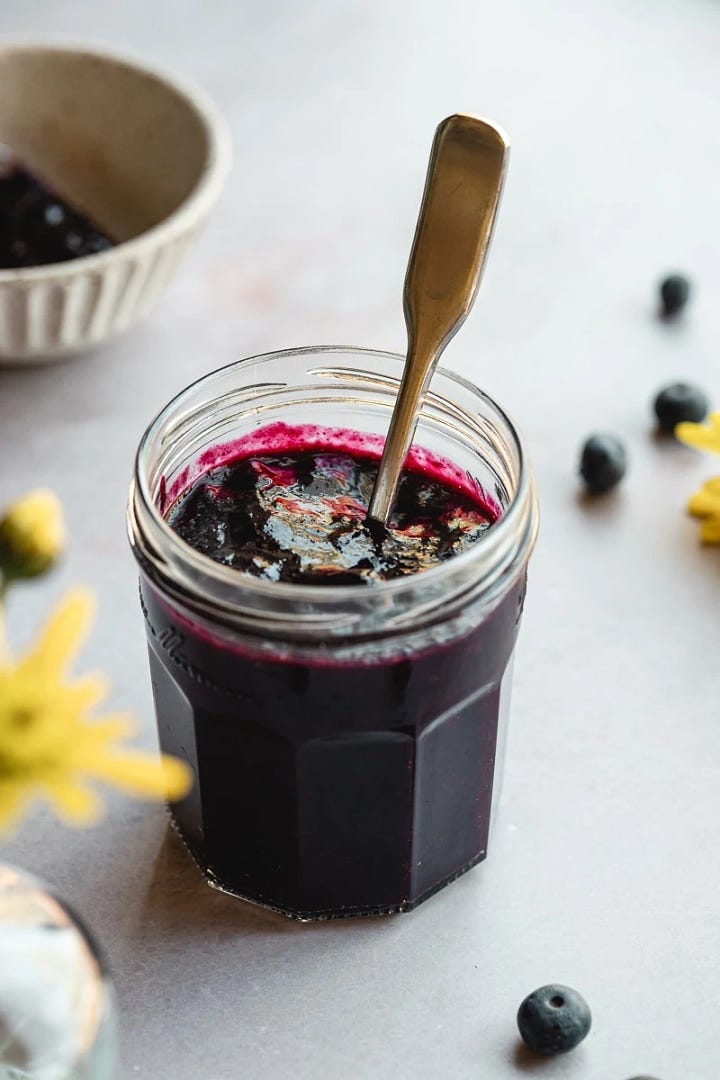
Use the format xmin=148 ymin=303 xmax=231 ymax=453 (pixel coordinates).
xmin=367 ymin=114 xmax=509 ymax=526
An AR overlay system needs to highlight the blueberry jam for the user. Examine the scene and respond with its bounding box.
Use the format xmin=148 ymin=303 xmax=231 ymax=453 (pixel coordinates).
xmin=141 ymin=424 xmax=526 ymax=918
xmin=0 ymin=161 xmax=114 ymax=269
xmin=167 ymin=449 xmax=495 ymax=585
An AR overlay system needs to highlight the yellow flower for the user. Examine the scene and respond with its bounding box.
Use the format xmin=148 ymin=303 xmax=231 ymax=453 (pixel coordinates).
xmin=676 ymin=413 xmax=720 ymax=545
xmin=685 ymin=477 xmax=720 ymax=544
xmin=0 ymin=588 xmax=192 ymax=834
xmin=676 ymin=412 xmax=720 ymax=455
xmin=0 ymin=489 xmax=65 ymax=581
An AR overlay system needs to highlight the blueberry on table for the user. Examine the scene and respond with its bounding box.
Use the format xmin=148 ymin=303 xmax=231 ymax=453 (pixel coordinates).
xmin=659 ymin=273 xmax=691 ymax=317
xmin=517 ymin=984 xmax=591 ymax=1055
xmin=579 ymin=434 xmax=627 ymax=494
xmin=653 ymin=382 xmax=709 ymax=434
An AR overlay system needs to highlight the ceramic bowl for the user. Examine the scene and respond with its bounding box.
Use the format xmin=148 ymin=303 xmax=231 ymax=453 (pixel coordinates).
xmin=0 ymin=41 xmax=231 ymax=363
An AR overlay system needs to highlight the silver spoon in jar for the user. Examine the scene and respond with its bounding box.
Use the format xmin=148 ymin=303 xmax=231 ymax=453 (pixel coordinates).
xmin=366 ymin=114 xmax=509 ymax=527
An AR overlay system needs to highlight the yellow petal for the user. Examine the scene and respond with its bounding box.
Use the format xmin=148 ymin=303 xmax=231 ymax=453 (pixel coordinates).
xmin=59 ymin=674 xmax=110 ymax=714
xmin=0 ymin=780 xmax=32 ymax=834
xmin=159 ymin=755 xmax=194 ymax=801
xmin=688 ymin=492 xmax=720 ymax=519
xmin=18 ymin=588 xmax=95 ymax=684
xmin=43 ymin=779 xmax=103 ymax=825
xmin=676 ymin=421 xmax=720 ymax=455
xmin=686 ymin=477 xmax=720 ymax=518
xmin=86 ymin=750 xmax=192 ymax=801
xmin=700 ymin=476 xmax=720 ymax=495
xmin=699 ymin=517 xmax=720 ymax=544
xmin=69 ymin=713 xmax=137 ymax=754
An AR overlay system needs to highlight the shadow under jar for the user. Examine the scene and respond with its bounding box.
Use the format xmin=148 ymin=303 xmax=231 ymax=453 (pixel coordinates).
xmin=128 ymin=347 xmax=538 ymax=920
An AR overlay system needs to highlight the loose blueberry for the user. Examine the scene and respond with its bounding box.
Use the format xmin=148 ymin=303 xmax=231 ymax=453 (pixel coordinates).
xmin=517 ymin=984 xmax=591 ymax=1056
xmin=653 ymin=382 xmax=708 ymax=434
xmin=659 ymin=273 xmax=690 ymax=317
xmin=579 ymin=434 xmax=627 ymax=493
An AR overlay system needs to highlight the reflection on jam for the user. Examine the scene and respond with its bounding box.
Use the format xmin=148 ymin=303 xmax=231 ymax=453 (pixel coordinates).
xmin=166 ymin=448 xmax=498 ymax=585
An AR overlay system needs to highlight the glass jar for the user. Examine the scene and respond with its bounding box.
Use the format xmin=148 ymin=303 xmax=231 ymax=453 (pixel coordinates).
xmin=0 ymin=863 xmax=117 ymax=1080
xmin=128 ymin=347 xmax=538 ymax=920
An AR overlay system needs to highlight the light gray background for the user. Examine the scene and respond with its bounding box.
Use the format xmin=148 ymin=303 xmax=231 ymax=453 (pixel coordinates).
xmin=1 ymin=1 xmax=719 ymax=1077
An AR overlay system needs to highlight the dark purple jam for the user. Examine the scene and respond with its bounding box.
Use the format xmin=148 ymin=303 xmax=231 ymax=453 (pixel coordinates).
xmin=140 ymin=424 xmax=526 ymax=919
xmin=166 ymin=449 xmax=495 ymax=585
xmin=0 ymin=161 xmax=114 ymax=269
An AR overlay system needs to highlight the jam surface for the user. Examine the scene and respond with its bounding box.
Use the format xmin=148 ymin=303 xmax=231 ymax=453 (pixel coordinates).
xmin=166 ymin=445 xmax=498 ymax=585
xmin=0 ymin=162 xmax=114 ymax=269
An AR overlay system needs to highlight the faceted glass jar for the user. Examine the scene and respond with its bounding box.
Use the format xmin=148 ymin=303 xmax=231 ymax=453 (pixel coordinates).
xmin=129 ymin=347 xmax=538 ymax=920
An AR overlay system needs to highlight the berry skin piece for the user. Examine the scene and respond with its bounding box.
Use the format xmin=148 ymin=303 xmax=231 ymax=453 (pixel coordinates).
xmin=517 ymin=984 xmax=591 ymax=1056
xmin=579 ymin=434 xmax=627 ymax=494
xmin=659 ymin=274 xmax=691 ymax=317
xmin=653 ymin=383 xmax=709 ymax=434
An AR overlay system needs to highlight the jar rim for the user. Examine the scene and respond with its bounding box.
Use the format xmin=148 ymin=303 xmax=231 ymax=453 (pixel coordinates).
xmin=131 ymin=346 xmax=537 ymax=631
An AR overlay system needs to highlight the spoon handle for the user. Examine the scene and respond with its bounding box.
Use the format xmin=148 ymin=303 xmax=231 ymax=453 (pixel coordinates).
xmin=367 ymin=114 xmax=509 ymax=526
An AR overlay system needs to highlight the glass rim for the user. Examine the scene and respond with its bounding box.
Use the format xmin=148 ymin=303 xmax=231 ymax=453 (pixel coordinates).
xmin=133 ymin=344 xmax=535 ymax=606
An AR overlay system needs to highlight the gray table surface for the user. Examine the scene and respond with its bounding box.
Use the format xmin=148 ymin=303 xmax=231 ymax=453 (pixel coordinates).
xmin=2 ymin=1 xmax=719 ymax=1077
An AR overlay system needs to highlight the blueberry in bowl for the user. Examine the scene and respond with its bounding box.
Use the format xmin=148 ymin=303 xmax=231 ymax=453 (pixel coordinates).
xmin=0 ymin=152 xmax=115 ymax=270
